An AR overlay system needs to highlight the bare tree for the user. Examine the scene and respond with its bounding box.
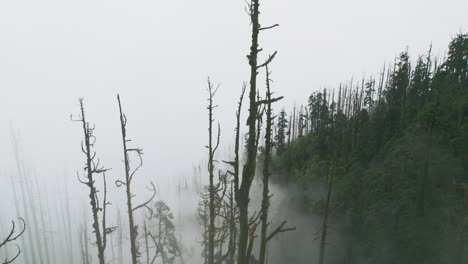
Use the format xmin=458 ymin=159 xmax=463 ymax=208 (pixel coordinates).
xmin=0 ymin=218 xmax=26 ymax=264
xmin=73 ymin=98 xmax=114 ymax=264
xmin=116 ymin=94 xmax=157 ymax=264
xmin=206 ymin=78 xmax=221 ymax=264
xmin=223 ymin=84 xmax=246 ymax=264
xmin=238 ymin=0 xmax=279 ymax=262
xmin=258 ymin=66 xmax=293 ymax=264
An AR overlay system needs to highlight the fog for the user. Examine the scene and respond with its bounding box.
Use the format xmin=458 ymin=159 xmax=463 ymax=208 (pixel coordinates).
xmin=1 ymin=0 xmax=467 ymax=263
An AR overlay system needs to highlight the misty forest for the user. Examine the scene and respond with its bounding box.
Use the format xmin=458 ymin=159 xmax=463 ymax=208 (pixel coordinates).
xmin=1 ymin=1 xmax=467 ymax=264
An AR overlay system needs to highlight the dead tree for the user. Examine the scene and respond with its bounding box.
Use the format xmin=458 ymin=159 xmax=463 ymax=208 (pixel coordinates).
xmin=206 ymin=78 xmax=221 ymax=264
xmin=258 ymin=66 xmax=290 ymax=264
xmin=237 ymin=0 xmax=279 ymax=262
xmin=318 ymin=159 xmax=336 ymax=264
xmin=0 ymin=218 xmax=26 ymax=264
xmin=116 ymin=94 xmax=157 ymax=264
xmin=213 ymin=171 xmax=233 ymax=263
xmin=73 ymin=98 xmax=113 ymax=264
xmin=225 ymin=84 xmax=246 ymax=204
xmin=224 ymin=84 xmax=246 ymax=264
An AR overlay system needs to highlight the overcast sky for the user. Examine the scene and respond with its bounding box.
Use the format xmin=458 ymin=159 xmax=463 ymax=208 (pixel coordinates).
xmin=0 ymin=0 xmax=467 ymax=208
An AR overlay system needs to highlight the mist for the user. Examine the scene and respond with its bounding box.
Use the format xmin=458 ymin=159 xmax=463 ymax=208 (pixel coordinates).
xmin=1 ymin=0 xmax=467 ymax=264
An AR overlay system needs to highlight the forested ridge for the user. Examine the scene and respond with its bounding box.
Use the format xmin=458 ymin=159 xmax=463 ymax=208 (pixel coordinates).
xmin=272 ymin=33 xmax=468 ymax=263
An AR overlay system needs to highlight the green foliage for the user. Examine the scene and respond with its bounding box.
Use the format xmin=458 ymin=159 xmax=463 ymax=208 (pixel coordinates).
xmin=274 ymin=33 xmax=468 ymax=264
xmin=151 ymin=201 xmax=180 ymax=264
xmin=275 ymin=110 xmax=289 ymax=155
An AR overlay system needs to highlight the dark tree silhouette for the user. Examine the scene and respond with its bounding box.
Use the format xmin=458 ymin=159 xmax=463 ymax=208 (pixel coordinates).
xmin=116 ymin=94 xmax=157 ymax=264
xmin=73 ymin=98 xmax=114 ymax=264
xmin=0 ymin=218 xmax=26 ymax=264
xmin=258 ymin=66 xmax=293 ymax=264
xmin=237 ymin=0 xmax=278 ymax=262
xmin=206 ymin=78 xmax=221 ymax=264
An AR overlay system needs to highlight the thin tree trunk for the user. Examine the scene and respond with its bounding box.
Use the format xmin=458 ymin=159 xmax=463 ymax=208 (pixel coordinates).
xmin=117 ymin=95 xmax=139 ymax=264
xmin=77 ymin=99 xmax=106 ymax=264
xmin=144 ymin=221 xmax=150 ymax=264
xmin=207 ymin=79 xmax=220 ymax=264
xmin=117 ymin=210 xmax=123 ymax=264
xmin=64 ymin=177 xmax=75 ymax=264
xmin=117 ymin=95 xmax=156 ymax=264
xmin=318 ymin=159 xmax=336 ymax=264
xmin=259 ymin=66 xmax=274 ymax=264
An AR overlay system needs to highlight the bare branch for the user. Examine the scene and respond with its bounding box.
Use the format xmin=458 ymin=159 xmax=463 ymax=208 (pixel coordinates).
xmin=257 ymin=51 xmax=278 ymax=69
xmin=266 ymin=221 xmax=296 ymax=241
xmin=132 ymin=182 xmax=157 ymax=214
xmin=259 ymin=24 xmax=279 ymax=31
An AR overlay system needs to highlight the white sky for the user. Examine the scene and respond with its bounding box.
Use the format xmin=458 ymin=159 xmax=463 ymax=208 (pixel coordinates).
xmin=0 ymin=0 xmax=467 ymax=207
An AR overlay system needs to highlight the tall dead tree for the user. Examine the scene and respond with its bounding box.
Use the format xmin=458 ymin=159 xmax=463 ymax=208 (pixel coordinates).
xmin=206 ymin=79 xmax=221 ymax=264
xmin=73 ymin=98 xmax=113 ymax=264
xmin=224 ymin=83 xmax=246 ymax=203
xmin=116 ymin=94 xmax=157 ymax=264
xmin=0 ymin=218 xmax=26 ymax=264
xmin=258 ymin=66 xmax=289 ymax=264
xmin=223 ymin=85 xmax=246 ymax=264
xmin=237 ymin=0 xmax=278 ymax=262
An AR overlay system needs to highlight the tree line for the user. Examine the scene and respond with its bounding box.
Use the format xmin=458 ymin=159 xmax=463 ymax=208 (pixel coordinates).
xmin=274 ymin=33 xmax=468 ymax=264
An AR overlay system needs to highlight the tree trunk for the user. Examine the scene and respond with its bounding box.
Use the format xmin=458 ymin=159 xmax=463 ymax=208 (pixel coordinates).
xmin=117 ymin=95 xmax=139 ymax=264
xmin=259 ymin=66 xmax=273 ymax=264
xmin=318 ymin=159 xmax=336 ymax=264
xmin=238 ymin=1 xmax=261 ymax=263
